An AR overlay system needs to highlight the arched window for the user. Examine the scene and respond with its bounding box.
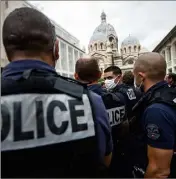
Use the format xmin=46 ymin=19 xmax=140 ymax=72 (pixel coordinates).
xmin=109 ymin=36 xmax=114 ymax=42
xmin=90 ymin=45 xmax=92 ymax=51
xmin=111 ymin=43 xmax=114 ymax=49
xmin=100 ymin=43 xmax=103 ymax=50
xmin=134 ymin=46 xmax=137 ymax=52
xmin=138 ymin=46 xmax=141 ymax=51
xmin=128 ymin=59 xmax=133 ymax=64
xmin=124 ymin=48 xmax=126 ymax=53
xmin=95 ymin=43 xmax=97 ymax=50
xmin=129 ymin=46 xmax=131 ymax=53
xmin=121 ymin=49 xmax=123 ymax=54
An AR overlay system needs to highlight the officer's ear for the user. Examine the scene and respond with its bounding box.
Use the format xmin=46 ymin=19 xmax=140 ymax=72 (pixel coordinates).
xmin=74 ymin=73 xmax=79 ymax=80
xmin=115 ymin=74 xmax=122 ymax=83
xmin=98 ymin=72 xmax=102 ymax=79
xmin=53 ymin=38 xmax=59 ymax=61
xmin=138 ymin=72 xmax=145 ymax=81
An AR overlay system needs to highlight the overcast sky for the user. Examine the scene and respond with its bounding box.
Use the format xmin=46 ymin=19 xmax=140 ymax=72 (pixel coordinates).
xmin=30 ymin=1 xmax=176 ymax=52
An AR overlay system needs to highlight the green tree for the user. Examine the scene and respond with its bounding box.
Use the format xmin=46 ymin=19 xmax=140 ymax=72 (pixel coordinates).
xmin=98 ymin=78 xmax=104 ymax=84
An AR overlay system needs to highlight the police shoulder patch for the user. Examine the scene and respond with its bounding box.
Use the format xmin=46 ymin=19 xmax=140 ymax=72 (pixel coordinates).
xmin=146 ymin=124 xmax=160 ymax=140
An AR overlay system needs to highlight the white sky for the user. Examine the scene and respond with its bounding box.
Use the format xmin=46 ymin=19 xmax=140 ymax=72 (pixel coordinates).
xmin=29 ymin=1 xmax=176 ymax=52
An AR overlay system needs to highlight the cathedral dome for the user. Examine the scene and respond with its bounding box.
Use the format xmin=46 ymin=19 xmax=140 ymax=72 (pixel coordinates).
xmin=89 ymin=11 xmax=118 ymax=45
xmin=121 ymin=35 xmax=140 ymax=47
xmin=139 ymin=47 xmax=149 ymax=55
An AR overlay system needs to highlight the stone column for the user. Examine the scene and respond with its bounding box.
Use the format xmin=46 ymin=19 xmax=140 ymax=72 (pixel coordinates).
xmin=165 ymin=47 xmax=169 ymax=73
xmin=166 ymin=46 xmax=172 ymax=70
xmin=105 ymin=54 xmax=113 ymax=67
xmin=171 ymin=44 xmax=175 ymax=72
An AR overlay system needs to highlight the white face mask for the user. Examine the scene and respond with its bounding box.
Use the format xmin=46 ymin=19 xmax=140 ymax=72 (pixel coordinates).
xmin=134 ymin=76 xmax=144 ymax=91
xmin=105 ymin=78 xmax=117 ymax=90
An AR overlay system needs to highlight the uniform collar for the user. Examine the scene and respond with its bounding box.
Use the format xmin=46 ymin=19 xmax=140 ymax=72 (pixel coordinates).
xmin=132 ymin=81 xmax=167 ymax=111
xmin=88 ymin=84 xmax=104 ymax=95
xmin=2 ymin=59 xmax=57 ymax=80
xmin=146 ymin=81 xmax=167 ymax=94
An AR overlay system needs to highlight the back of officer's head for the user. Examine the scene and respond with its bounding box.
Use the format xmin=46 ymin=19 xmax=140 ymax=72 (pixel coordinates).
xmin=133 ymin=52 xmax=166 ymax=89
xmin=74 ymin=57 xmax=101 ymax=83
xmin=2 ymin=7 xmax=59 ymax=67
xmin=122 ymin=71 xmax=134 ymax=86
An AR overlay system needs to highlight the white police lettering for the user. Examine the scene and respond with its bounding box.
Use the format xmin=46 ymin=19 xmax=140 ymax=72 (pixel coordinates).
xmin=107 ymin=106 xmax=125 ymax=127
xmin=126 ymin=88 xmax=136 ymax=100
xmin=1 ymin=94 xmax=95 ymax=151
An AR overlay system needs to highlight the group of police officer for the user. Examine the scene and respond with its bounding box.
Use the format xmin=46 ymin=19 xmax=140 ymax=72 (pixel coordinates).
xmin=1 ymin=7 xmax=176 ymax=178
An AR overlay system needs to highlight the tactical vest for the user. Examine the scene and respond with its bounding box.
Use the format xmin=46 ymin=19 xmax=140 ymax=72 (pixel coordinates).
xmin=1 ymin=69 xmax=101 ymax=178
xmin=115 ymin=84 xmax=142 ymax=119
xmin=101 ymin=92 xmax=129 ymax=148
xmin=129 ymin=84 xmax=176 ymax=177
xmin=130 ymin=84 xmax=176 ymax=135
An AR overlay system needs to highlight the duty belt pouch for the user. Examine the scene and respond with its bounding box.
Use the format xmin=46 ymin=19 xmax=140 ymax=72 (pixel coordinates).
xmin=1 ymin=69 xmax=100 ymax=178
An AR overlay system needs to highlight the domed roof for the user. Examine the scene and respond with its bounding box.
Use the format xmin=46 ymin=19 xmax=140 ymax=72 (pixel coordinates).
xmin=121 ymin=35 xmax=140 ymax=47
xmin=89 ymin=12 xmax=117 ymax=44
xmin=139 ymin=47 xmax=149 ymax=54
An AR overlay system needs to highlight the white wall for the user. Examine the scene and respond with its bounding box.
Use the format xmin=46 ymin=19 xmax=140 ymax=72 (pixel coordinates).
xmin=159 ymin=37 xmax=176 ymax=73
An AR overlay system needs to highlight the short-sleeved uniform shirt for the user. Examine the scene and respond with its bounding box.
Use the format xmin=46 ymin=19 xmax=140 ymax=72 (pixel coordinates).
xmin=141 ymin=81 xmax=176 ymax=150
xmin=2 ymin=59 xmax=113 ymax=163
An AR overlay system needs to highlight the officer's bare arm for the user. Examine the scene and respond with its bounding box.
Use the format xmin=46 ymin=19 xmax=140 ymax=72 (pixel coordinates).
xmin=104 ymin=152 xmax=112 ymax=167
xmin=145 ymin=145 xmax=173 ymax=178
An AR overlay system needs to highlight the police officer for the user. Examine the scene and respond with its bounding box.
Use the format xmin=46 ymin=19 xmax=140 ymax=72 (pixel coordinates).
xmin=1 ymin=7 xmax=113 ymax=178
xmin=132 ymin=52 xmax=176 ymax=178
xmin=104 ymin=66 xmax=141 ymax=119
xmin=74 ymin=57 xmax=131 ymax=177
xmin=165 ymin=73 xmax=176 ymax=88
xmin=122 ymin=71 xmax=142 ymax=117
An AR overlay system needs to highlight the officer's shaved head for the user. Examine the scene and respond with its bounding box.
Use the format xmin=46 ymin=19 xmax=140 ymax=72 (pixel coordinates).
xmin=2 ymin=7 xmax=59 ymax=66
xmin=75 ymin=57 xmax=101 ymax=83
xmin=134 ymin=52 xmax=166 ymax=82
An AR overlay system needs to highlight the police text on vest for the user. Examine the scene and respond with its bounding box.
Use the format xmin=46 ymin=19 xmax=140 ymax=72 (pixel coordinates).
xmin=107 ymin=106 xmax=125 ymax=127
xmin=1 ymin=94 xmax=95 ymax=151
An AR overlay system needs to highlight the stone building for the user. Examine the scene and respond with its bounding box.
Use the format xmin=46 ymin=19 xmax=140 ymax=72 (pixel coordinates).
xmin=0 ymin=0 xmax=85 ymax=78
xmin=153 ymin=25 xmax=176 ymax=73
xmin=88 ymin=11 xmax=121 ymax=72
xmin=88 ymin=12 xmax=148 ymax=72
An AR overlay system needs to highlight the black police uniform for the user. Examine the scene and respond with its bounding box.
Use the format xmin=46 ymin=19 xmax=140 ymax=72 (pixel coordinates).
xmin=88 ymin=84 xmax=130 ymax=177
xmin=113 ymin=84 xmax=142 ymax=119
xmin=1 ymin=69 xmax=102 ymax=178
xmin=129 ymin=82 xmax=176 ymax=177
xmin=101 ymin=91 xmax=131 ymax=177
xmin=170 ymin=82 xmax=176 ymax=88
